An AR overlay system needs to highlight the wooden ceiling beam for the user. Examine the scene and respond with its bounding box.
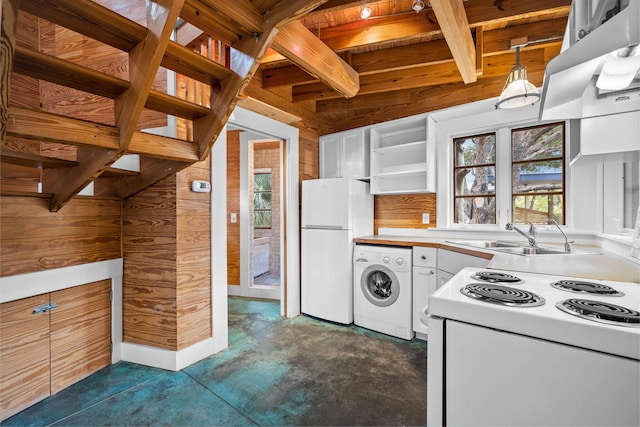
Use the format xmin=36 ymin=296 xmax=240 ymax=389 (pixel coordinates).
xmin=261 ymin=0 xmax=570 ymax=64
xmin=289 ymin=19 xmax=565 ymax=101
xmin=430 ymin=0 xmax=476 ymax=83
xmin=265 ymin=0 xmax=330 ymax=29
xmin=271 ymin=20 xmax=359 ymax=98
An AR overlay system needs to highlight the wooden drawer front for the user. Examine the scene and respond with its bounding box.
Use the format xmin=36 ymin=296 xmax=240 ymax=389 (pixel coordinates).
xmin=50 ymin=280 xmax=111 ymax=394
xmin=0 ymin=294 xmax=51 ymax=420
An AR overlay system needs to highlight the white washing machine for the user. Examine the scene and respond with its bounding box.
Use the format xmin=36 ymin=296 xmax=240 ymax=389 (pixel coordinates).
xmin=353 ymin=245 xmax=413 ymax=340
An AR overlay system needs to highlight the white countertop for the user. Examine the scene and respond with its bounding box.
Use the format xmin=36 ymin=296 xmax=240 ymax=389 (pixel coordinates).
xmin=354 ymin=234 xmax=640 ymax=283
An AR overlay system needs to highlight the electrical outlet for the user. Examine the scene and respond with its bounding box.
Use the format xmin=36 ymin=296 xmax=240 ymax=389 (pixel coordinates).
xmin=422 ymin=213 xmax=430 ymax=224
xmin=230 ymin=213 xmax=237 ymax=223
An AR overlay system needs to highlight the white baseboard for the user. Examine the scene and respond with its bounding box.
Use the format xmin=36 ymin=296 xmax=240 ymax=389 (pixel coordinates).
xmin=121 ymin=338 xmax=216 ymax=371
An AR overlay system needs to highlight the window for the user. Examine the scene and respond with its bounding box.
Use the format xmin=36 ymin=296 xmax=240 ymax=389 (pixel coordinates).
xmin=453 ymin=133 xmax=496 ymax=224
xmin=253 ymin=172 xmax=272 ymax=228
xmin=452 ymin=122 xmax=565 ymax=226
xmin=512 ymin=123 xmax=565 ymax=224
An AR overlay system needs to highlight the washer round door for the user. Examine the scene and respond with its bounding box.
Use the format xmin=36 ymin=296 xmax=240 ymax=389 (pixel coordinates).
xmin=360 ymin=264 xmax=400 ymax=307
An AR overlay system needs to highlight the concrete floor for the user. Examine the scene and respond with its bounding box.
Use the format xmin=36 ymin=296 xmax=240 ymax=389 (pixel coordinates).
xmin=3 ymin=297 xmax=427 ymax=426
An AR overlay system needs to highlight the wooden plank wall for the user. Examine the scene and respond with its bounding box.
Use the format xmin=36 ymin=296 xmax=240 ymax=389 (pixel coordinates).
xmin=122 ymin=175 xmax=178 ymax=350
xmin=226 ymin=130 xmax=241 ymax=286
xmin=374 ymin=193 xmax=437 ymax=234
xmin=176 ymin=159 xmax=211 ymax=350
xmin=0 ymin=196 xmax=122 ymax=277
xmin=122 ymin=160 xmax=212 ymax=351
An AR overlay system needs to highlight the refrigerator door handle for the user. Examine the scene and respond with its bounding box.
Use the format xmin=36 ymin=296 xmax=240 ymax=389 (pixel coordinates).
xmin=303 ymin=225 xmax=345 ymax=230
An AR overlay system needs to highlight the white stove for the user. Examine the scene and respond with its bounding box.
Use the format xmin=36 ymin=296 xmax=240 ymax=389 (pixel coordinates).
xmin=425 ymin=267 xmax=640 ymax=427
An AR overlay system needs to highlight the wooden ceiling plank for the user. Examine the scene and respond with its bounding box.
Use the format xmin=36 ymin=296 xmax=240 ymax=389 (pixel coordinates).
xmin=1 ymin=0 xmax=19 ymax=142
xmin=261 ymin=65 xmax=319 ymax=88
xmin=427 ymin=0 xmax=476 ymax=83
xmin=476 ymin=26 xmax=484 ymax=76
xmin=260 ymin=0 xmax=570 ymax=64
xmin=263 ymin=39 xmax=453 ymax=88
xmin=482 ymin=18 xmax=567 ymax=55
xmin=128 ymin=132 xmax=200 ymax=162
xmin=264 ymin=0 xmax=330 ymax=29
xmin=237 ymin=96 xmax=302 ymax=124
xmin=244 ymin=74 xmax=334 ymax=133
xmin=19 ymin=0 xmax=145 ymax=52
xmin=271 ymin=20 xmax=359 ymax=98
xmin=6 ymin=107 xmax=120 ymax=149
xmin=316 ymin=55 xmax=550 ymax=118
xmin=180 ymin=0 xmax=242 ymax=46
xmin=197 ymin=0 xmax=263 ymax=34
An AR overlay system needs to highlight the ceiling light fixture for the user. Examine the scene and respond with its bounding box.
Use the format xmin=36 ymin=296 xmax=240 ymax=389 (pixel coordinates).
xmin=495 ymin=38 xmax=540 ymax=109
xmin=412 ymin=0 xmax=425 ymax=12
xmin=360 ymin=4 xmax=372 ymax=19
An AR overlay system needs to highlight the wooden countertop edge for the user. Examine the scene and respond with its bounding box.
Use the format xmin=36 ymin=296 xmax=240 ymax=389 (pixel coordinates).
xmin=353 ymin=238 xmax=495 ymax=260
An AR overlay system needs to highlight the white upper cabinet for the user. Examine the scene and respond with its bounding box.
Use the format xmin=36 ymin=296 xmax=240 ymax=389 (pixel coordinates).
xmin=319 ymin=129 xmax=369 ymax=179
xmin=369 ymin=115 xmax=436 ymax=194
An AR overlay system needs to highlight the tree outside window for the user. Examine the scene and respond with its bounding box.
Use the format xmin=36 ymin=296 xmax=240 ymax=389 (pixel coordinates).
xmin=453 ymin=133 xmax=496 ymax=224
xmin=512 ymin=123 xmax=565 ymax=224
xmin=254 ymin=173 xmax=272 ymax=228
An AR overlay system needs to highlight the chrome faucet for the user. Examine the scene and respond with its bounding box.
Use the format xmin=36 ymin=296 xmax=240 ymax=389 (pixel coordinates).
xmin=548 ymin=219 xmax=573 ymax=252
xmin=505 ymin=222 xmax=538 ymax=247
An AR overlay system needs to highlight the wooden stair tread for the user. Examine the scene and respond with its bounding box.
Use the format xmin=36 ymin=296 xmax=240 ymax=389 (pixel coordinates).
xmin=13 ymin=47 xmax=212 ymax=120
xmin=1 ymin=149 xmax=78 ymax=169
xmin=102 ymin=167 xmax=140 ymax=177
xmin=19 ymin=0 xmax=232 ymax=84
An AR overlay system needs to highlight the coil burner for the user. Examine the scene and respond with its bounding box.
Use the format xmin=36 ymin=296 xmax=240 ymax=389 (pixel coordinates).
xmin=470 ymin=271 xmax=523 ymax=284
xmin=556 ymin=299 xmax=640 ymax=327
xmin=460 ymin=283 xmax=544 ymax=307
xmin=550 ymin=280 xmax=624 ymax=296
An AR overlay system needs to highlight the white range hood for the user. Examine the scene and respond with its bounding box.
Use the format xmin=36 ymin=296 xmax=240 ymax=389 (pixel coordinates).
xmin=539 ymin=0 xmax=640 ymax=120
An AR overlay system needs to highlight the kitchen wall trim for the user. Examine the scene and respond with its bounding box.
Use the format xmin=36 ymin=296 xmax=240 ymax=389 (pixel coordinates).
xmin=0 ymin=259 xmax=124 ymax=364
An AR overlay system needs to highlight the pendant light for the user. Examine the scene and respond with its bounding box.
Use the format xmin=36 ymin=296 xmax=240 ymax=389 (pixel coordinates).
xmin=495 ymin=39 xmax=540 ymax=109
xmin=412 ymin=0 xmax=425 ymax=12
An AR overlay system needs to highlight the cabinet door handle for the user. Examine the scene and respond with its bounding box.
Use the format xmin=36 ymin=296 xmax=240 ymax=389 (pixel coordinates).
xmin=33 ymin=302 xmax=58 ymax=314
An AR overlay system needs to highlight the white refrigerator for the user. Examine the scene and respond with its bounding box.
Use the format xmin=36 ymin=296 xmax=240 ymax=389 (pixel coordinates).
xmin=301 ymin=178 xmax=373 ymax=324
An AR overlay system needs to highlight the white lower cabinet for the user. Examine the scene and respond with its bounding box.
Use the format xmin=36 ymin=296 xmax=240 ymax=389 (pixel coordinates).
xmin=437 ymin=249 xmax=490 ymax=285
xmin=412 ymin=247 xmax=437 ymax=338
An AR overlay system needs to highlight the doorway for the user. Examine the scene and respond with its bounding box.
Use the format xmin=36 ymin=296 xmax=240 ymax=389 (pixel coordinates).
xmin=227 ymin=130 xmax=283 ymax=301
xmin=210 ymin=107 xmax=300 ymax=353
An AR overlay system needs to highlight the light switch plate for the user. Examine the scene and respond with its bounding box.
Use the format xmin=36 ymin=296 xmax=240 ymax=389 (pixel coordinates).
xmin=422 ymin=213 xmax=430 ymax=224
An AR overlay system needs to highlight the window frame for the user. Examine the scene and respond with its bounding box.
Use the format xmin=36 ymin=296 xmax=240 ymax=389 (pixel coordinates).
xmin=510 ymin=122 xmax=567 ymax=225
xmin=253 ymin=171 xmax=272 ymax=229
xmin=449 ymin=121 xmax=568 ymax=228
xmin=452 ymin=132 xmax=497 ymax=225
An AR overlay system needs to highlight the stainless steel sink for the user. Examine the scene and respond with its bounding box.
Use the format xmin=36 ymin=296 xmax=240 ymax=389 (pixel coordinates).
xmin=446 ymin=240 xmax=521 ymax=249
xmin=446 ymin=240 xmax=599 ymax=256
